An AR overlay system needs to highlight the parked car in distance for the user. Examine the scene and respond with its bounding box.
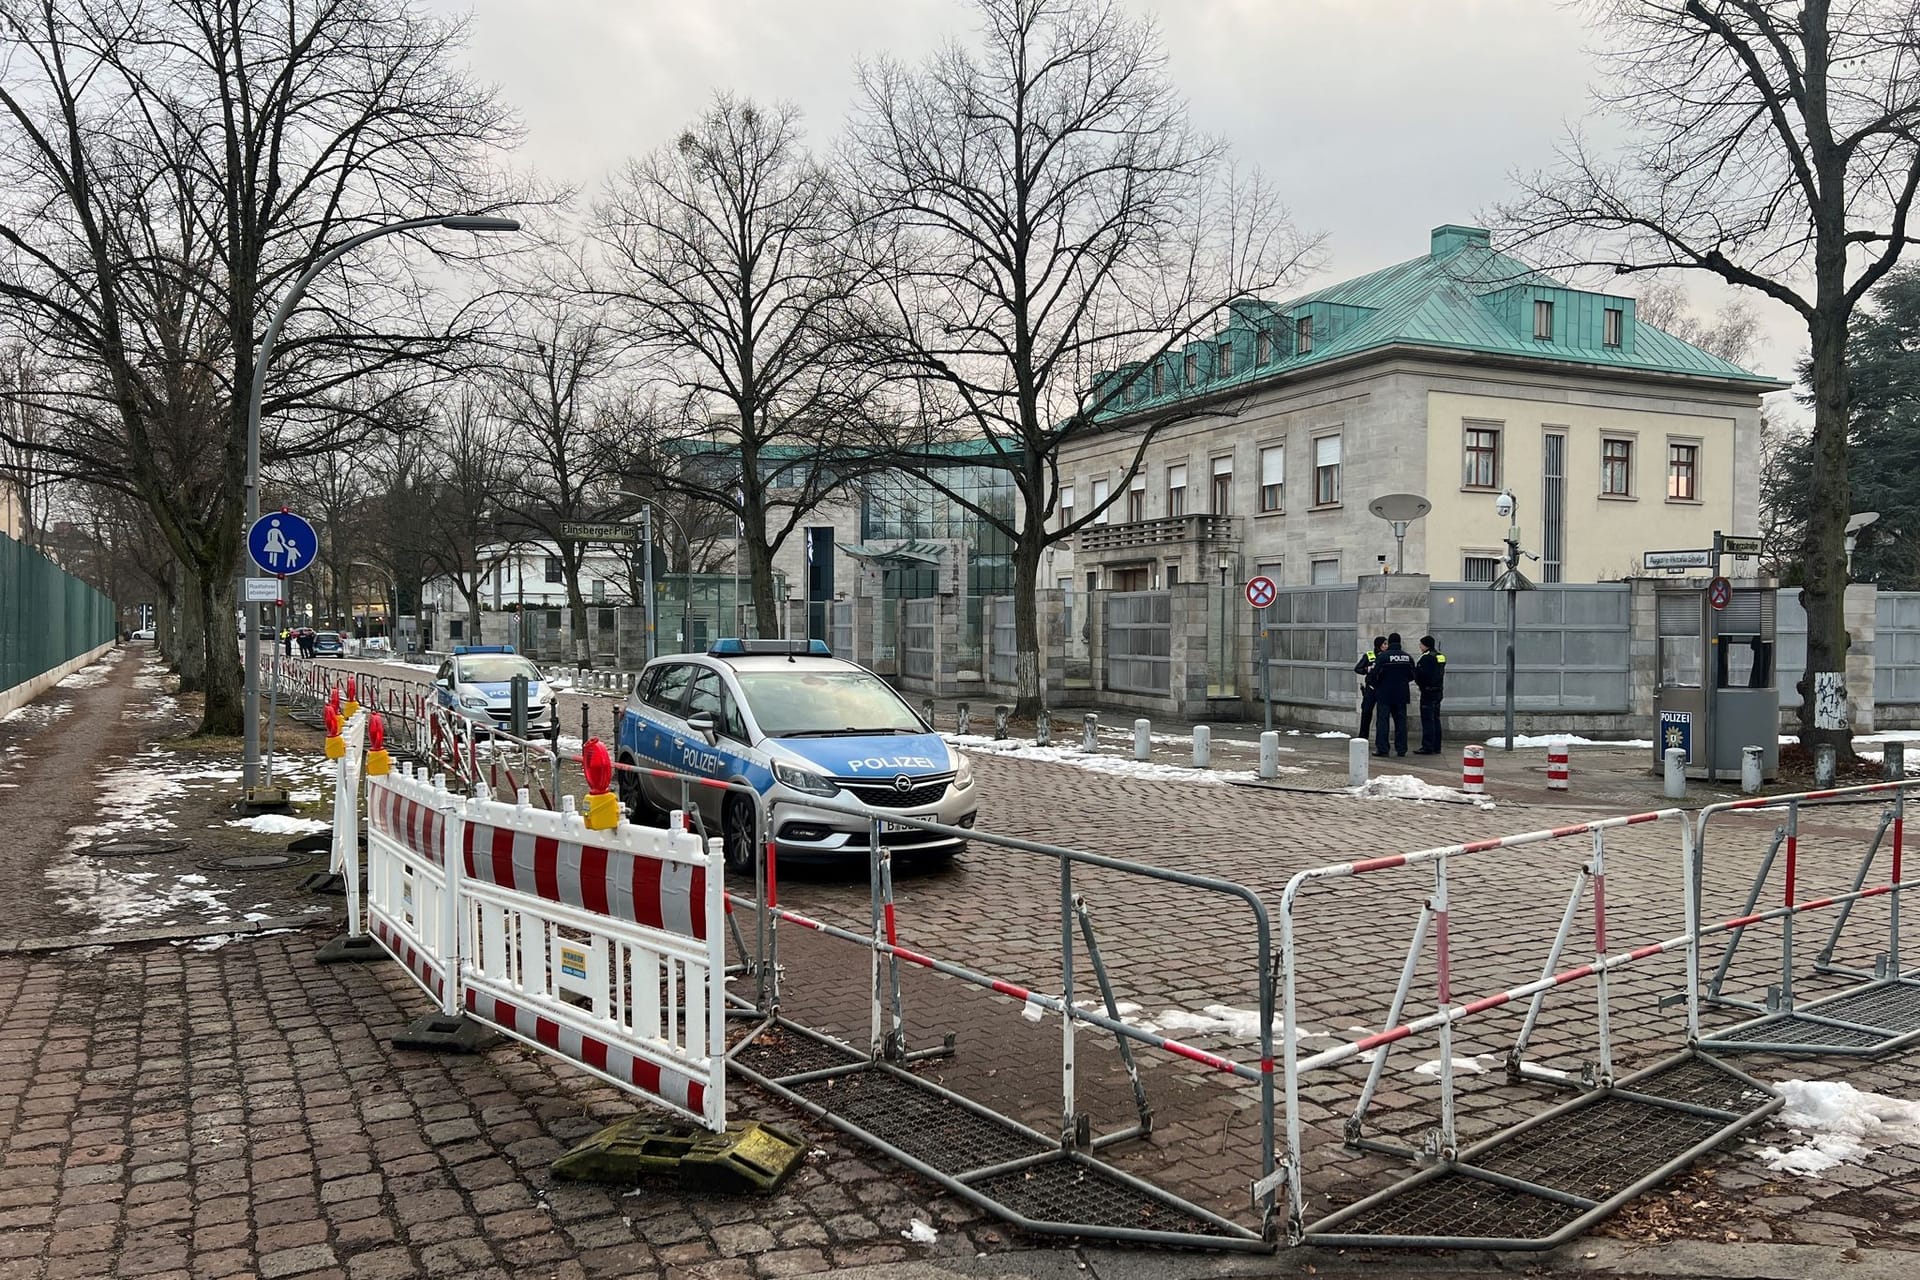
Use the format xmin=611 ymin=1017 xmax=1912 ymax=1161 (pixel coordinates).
xmin=310 ymin=631 xmax=345 ymax=657
xmin=432 ymin=645 xmax=559 ymax=742
xmin=130 ymin=627 xmax=155 ymax=641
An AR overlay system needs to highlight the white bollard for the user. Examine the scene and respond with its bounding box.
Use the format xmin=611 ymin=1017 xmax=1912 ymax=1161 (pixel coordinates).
xmin=1259 ymin=731 xmax=1279 ymax=780
xmin=1083 ymin=713 xmax=1099 ymax=753
xmin=1664 ymin=747 xmax=1687 ymax=799
xmin=1887 ymin=741 xmax=1907 ymax=781
xmin=1741 ymin=746 xmax=1763 ymax=794
xmin=1461 ymin=745 xmax=1486 ymax=794
xmin=1036 ymin=709 xmax=1052 ymax=747
xmin=957 ymin=701 xmax=972 ymax=737
xmin=1546 ymin=740 xmax=1570 ymax=791
xmin=1134 ymin=718 xmax=1151 ymax=762
xmin=1815 ymin=744 xmax=1837 ymax=789
xmin=1349 ymin=737 xmax=1370 ymax=788
xmin=1192 ymin=724 xmax=1211 ymax=769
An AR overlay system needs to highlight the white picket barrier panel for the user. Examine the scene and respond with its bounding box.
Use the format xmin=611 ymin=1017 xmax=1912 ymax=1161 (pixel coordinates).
xmin=456 ymin=790 xmax=727 ymax=1129
xmin=365 ymin=763 xmax=461 ymax=1012
xmin=329 ymin=711 xmax=368 ymax=930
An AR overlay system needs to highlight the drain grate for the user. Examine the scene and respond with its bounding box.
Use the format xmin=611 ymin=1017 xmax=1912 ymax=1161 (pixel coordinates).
xmin=732 ymin=1029 xmax=866 ymax=1080
xmin=1621 ymin=1055 xmax=1773 ymax=1114
xmin=198 ymin=853 xmax=309 ymax=872
xmin=1318 ymin=1170 xmax=1587 ymax=1242
xmin=1471 ymin=1097 xmax=1722 ymax=1201
xmin=971 ymin=1155 xmax=1236 ymax=1237
xmin=786 ymin=1068 xmax=1046 ymax=1177
xmin=82 ymin=838 xmax=189 ymax=858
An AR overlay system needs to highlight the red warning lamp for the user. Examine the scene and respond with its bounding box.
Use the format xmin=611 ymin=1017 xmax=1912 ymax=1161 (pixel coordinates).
xmin=324 ymin=704 xmax=341 ymax=738
xmin=368 ymin=713 xmax=386 ymax=751
xmin=580 ymin=738 xmax=619 ymax=831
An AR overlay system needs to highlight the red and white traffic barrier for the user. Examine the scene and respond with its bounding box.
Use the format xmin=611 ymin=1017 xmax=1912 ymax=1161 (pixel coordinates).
xmin=1547 ymin=740 xmax=1570 ymax=791
xmin=1461 ymin=745 xmax=1485 ymax=794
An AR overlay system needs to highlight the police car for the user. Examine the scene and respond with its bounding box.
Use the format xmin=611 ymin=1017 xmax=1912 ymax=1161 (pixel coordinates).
xmin=617 ymin=639 xmax=977 ymax=873
xmin=432 ymin=645 xmax=559 ymax=742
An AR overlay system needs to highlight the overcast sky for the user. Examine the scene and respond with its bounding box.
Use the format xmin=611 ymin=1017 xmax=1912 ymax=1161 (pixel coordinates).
xmin=437 ymin=0 xmax=1806 ymax=388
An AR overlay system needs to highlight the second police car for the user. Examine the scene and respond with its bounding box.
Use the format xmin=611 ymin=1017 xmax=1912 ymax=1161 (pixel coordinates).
xmin=616 ymin=639 xmax=977 ymax=873
xmin=432 ymin=645 xmax=560 ymax=742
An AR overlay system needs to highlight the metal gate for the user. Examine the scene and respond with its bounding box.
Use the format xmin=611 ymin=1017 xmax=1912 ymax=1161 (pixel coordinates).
xmin=988 ymin=596 xmax=1016 ymax=684
xmin=1104 ymin=590 xmax=1170 ymax=694
xmin=902 ymin=598 xmax=935 ymax=681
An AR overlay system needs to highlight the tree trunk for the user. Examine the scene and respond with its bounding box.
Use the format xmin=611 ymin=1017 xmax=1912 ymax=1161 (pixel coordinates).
xmin=743 ymin=507 xmax=778 ymax=639
xmin=1796 ymin=307 xmax=1854 ymax=757
xmin=175 ymin=561 xmax=207 ymax=691
xmin=199 ymin=571 xmax=243 ymax=736
xmin=1011 ymin=532 xmax=1046 ymax=719
xmin=565 ymin=574 xmax=590 ymax=668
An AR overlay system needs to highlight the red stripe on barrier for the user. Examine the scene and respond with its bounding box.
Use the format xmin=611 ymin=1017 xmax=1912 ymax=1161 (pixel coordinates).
xmin=1800 ymin=895 xmax=1835 ymax=911
xmin=630 ymin=1056 xmax=661 ymax=1094
xmin=1864 ymin=885 xmax=1892 ymax=899
xmin=1549 ymin=823 xmax=1591 ymax=838
xmin=579 ymin=845 xmax=610 ymax=916
xmin=490 ymin=823 xmax=517 ymax=893
xmin=1624 ymin=811 xmax=1663 ymax=825
xmin=534 ymin=1016 xmax=560 ymax=1049
xmin=687 ymin=867 xmax=709 ymax=943
xmin=765 ymin=840 xmax=778 ymax=909
xmin=1553 ymin=964 xmax=1596 ymax=985
xmin=1896 ymin=817 xmax=1905 ymax=885
xmin=1349 ymin=856 xmax=1407 ymax=874
xmin=1784 ymin=834 xmax=1798 ymax=906
xmin=990 ymin=978 xmax=1031 ymax=1001
xmin=894 ymin=946 xmax=935 ymax=967
xmin=1593 ymin=873 xmax=1607 ymax=954
xmin=1724 ymin=912 xmax=1765 ymax=929
xmin=883 ymin=902 xmax=897 ymax=946
xmin=1629 ymin=943 xmax=1667 ymax=960
xmin=629 ymin=854 xmax=664 ymax=932
xmin=583 ymin=1038 xmax=609 ymax=1072
xmin=1461 ymin=838 xmax=1504 ymax=854
xmin=1435 ymin=910 xmax=1452 ymax=1004
xmin=1460 ymin=992 xmax=1512 ymax=1016
xmin=1160 ymin=1038 xmax=1239 ymax=1073
xmin=1353 ymin=1025 xmax=1413 ymax=1052
xmin=534 ymin=835 xmax=561 ymax=905
xmin=686 ymin=1081 xmax=706 ymax=1115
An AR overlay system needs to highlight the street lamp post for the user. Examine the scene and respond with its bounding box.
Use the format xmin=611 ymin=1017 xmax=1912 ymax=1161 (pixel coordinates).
xmin=1495 ymin=489 xmax=1521 ymax=752
xmin=241 ymin=214 xmax=517 ymax=802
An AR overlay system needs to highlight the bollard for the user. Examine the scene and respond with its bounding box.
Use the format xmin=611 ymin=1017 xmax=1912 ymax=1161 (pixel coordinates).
xmin=1348 ymin=737 xmax=1369 ymax=788
xmin=1888 ymin=740 xmax=1907 ymax=781
xmin=1664 ymin=747 xmax=1686 ymax=799
xmin=921 ymin=697 xmax=935 ymax=728
xmin=957 ymin=701 xmax=972 ymax=737
xmin=1192 ymin=725 xmax=1210 ymax=769
xmin=1036 ymin=708 xmax=1051 ymax=746
xmin=1134 ymin=719 xmax=1151 ymax=762
xmin=994 ymin=704 xmax=1010 ymax=740
xmin=1546 ymin=740 xmax=1570 ymax=791
xmin=1461 ymin=745 xmax=1486 ymax=794
xmin=1742 ymin=746 xmax=1764 ymax=794
xmin=1815 ymin=743 xmax=1837 ymax=789
xmin=1083 ymin=713 xmax=1098 ymax=753
xmin=1259 ymin=731 xmax=1279 ymax=780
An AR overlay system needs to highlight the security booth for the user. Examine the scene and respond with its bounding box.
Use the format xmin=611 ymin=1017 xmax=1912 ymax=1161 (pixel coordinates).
xmin=1652 ymin=579 xmax=1779 ymax=781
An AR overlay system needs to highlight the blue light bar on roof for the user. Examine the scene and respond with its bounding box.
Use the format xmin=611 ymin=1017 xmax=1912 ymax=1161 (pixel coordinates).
xmin=451 ymin=644 xmax=516 ymax=655
xmin=708 ymin=638 xmax=831 ymax=657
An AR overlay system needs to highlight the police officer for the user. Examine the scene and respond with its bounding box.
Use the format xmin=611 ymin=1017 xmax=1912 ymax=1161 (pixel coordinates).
xmin=1372 ymin=632 xmax=1416 ymax=757
xmin=1354 ymin=635 xmax=1386 ymax=740
xmin=1414 ymin=634 xmax=1447 ymax=754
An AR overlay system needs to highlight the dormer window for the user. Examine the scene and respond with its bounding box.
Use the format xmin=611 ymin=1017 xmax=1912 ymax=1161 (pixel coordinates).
xmin=1218 ymin=340 xmax=1233 ymax=377
xmin=1533 ymin=299 xmax=1554 ymax=341
xmin=1184 ymin=352 xmax=1198 ymax=386
xmin=1152 ymin=363 xmax=1165 ymax=396
xmin=1295 ymin=314 xmax=1313 ymax=355
xmin=1604 ymin=307 xmax=1623 ymax=348
xmin=1256 ymin=331 xmax=1272 ymax=365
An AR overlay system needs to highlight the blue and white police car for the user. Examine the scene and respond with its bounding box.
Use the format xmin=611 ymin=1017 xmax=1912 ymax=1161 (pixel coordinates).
xmin=432 ymin=645 xmax=559 ymax=742
xmin=616 ymin=639 xmax=977 ymax=873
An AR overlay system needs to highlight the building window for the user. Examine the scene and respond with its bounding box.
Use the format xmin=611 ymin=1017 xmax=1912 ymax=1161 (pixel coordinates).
xmin=1151 ymin=364 xmax=1164 ymax=397
xmin=1463 ymin=555 xmax=1501 ymax=583
xmin=1165 ymin=564 xmax=1179 ymax=586
xmin=1217 ymin=341 xmax=1234 ymax=378
xmin=1601 ymin=438 xmax=1633 ymax=496
xmin=1259 ymin=445 xmax=1284 ymax=512
xmin=1184 ymin=352 xmax=1198 ymax=386
xmin=1126 ymin=473 xmax=1146 ymax=522
xmin=1090 ymin=477 xmax=1110 ymax=525
xmin=1462 ymin=425 xmax=1500 ymax=489
xmin=1059 ymin=484 xmax=1075 ymax=529
xmin=1256 ymin=331 xmax=1272 ymax=366
xmin=1210 ymin=456 xmax=1233 ymax=516
xmin=1313 ymin=434 xmax=1341 ymax=506
xmin=1604 ymin=307 xmax=1623 ymax=348
xmin=1541 ymin=431 xmax=1565 ymax=584
xmin=1295 ymin=314 xmax=1314 ymax=355
xmin=1534 ymin=299 xmax=1554 ymax=340
xmin=1166 ymin=464 xmax=1187 ymax=517
xmin=544 ymin=554 xmax=564 ymax=584
xmin=1310 ymin=557 xmax=1339 ymax=585
xmin=1668 ymin=442 xmax=1699 ymax=500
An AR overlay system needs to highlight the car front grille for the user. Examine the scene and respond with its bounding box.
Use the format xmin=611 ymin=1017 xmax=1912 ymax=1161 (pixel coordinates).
xmin=837 ymin=775 xmax=954 ymax=809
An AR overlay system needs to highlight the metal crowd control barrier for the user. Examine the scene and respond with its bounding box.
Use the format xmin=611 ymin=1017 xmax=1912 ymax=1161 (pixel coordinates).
xmin=1695 ymin=779 xmax=1920 ymax=1054
xmin=1276 ymin=809 xmax=1780 ymax=1250
xmin=724 ymin=797 xmax=1274 ymax=1251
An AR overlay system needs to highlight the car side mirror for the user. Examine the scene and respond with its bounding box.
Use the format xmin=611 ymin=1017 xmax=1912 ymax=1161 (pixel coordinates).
xmin=686 ymin=713 xmax=718 ymax=745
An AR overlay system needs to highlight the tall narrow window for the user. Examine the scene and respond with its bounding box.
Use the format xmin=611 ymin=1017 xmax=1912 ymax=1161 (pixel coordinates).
xmin=1313 ymin=434 xmax=1341 ymax=505
xmin=1210 ymin=456 xmax=1233 ymax=516
xmin=1603 ymin=307 xmax=1623 ymax=348
xmin=1668 ymin=442 xmax=1699 ymax=500
xmin=1126 ymin=473 xmax=1146 ymax=522
xmin=1259 ymin=445 xmax=1285 ymax=512
xmin=1310 ymin=557 xmax=1339 ymax=584
xmin=1091 ymin=476 xmax=1110 ymax=525
xmin=1256 ymin=331 xmax=1273 ymax=366
xmin=1166 ymin=464 xmax=1187 ymax=517
xmin=1533 ymin=299 xmax=1554 ymax=340
xmin=1184 ymin=352 xmax=1199 ymax=386
xmin=1601 ymin=438 xmax=1633 ymax=496
xmin=1218 ymin=341 xmax=1234 ymax=378
xmin=1151 ymin=364 xmax=1165 ymax=397
xmin=1462 ymin=425 xmax=1500 ymax=488
xmin=544 ymin=554 xmax=564 ymax=584
xmin=1295 ymin=314 xmax=1314 ymax=355
xmin=1059 ymin=484 xmax=1075 ymax=529
xmin=1541 ymin=432 xmax=1565 ymax=584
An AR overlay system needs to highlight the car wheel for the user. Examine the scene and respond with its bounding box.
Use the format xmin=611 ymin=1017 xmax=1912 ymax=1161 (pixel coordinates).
xmin=618 ymin=756 xmax=665 ymax=826
xmin=723 ymin=794 xmax=758 ymax=877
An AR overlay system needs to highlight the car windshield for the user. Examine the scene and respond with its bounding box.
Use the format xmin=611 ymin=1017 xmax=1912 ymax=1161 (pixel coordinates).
xmin=316 ymin=633 xmax=340 ymax=643
xmin=735 ymin=668 xmax=924 ymax=737
xmin=457 ymin=656 xmax=539 ymax=684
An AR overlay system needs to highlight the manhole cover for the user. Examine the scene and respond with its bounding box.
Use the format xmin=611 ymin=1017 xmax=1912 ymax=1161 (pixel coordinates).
xmin=83 ymin=838 xmax=189 ymax=859
xmin=197 ymin=853 xmax=311 ymax=872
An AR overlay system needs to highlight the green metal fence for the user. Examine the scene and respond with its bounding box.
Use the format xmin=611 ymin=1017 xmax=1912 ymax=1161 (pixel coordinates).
xmin=1 ymin=530 xmax=117 ymax=696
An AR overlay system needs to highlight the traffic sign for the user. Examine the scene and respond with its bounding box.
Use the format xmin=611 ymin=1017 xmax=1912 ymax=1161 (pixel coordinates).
xmin=1245 ymin=575 xmax=1277 ymax=609
xmin=559 ymin=521 xmax=639 ymax=544
xmin=1708 ymin=576 xmax=1732 ymax=610
xmin=243 ymin=577 xmax=281 ymax=604
xmin=1720 ymin=534 xmax=1764 ymax=557
xmin=248 ymin=510 xmax=318 ymax=576
xmin=1643 ymin=548 xmax=1714 ymax=571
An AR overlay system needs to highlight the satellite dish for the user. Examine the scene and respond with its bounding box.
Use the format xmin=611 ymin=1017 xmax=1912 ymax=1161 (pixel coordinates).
xmin=1369 ymin=494 xmax=1432 ymax=522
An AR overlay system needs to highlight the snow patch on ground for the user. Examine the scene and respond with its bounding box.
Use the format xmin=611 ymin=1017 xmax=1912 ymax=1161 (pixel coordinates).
xmin=944 ymin=734 xmax=1303 ymax=784
xmin=57 ymin=663 xmax=113 ymax=689
xmin=1483 ymin=734 xmax=1654 ymax=750
xmin=61 ymin=750 xmax=194 ymax=843
xmin=45 ymin=860 xmax=236 ymax=932
xmin=226 ymin=814 xmax=330 ymax=836
xmin=901 ymin=1219 xmax=938 ymax=1245
xmin=1152 ymin=1004 xmax=1332 ymax=1042
xmin=1756 ymin=1080 xmax=1920 ymax=1178
xmin=1415 ymin=1054 xmax=1501 ymax=1077
xmin=1349 ymin=773 xmax=1497 ymax=809
xmin=170 ymin=928 xmax=296 ymax=953
xmin=3 ymin=700 xmax=71 ymax=727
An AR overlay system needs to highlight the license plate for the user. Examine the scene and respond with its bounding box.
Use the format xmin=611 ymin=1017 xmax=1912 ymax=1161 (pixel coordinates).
xmin=880 ymin=820 xmax=917 ymax=834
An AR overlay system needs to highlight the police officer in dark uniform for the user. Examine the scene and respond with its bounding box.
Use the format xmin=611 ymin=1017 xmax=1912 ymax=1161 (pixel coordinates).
xmin=1354 ymin=635 xmax=1386 ymax=740
xmin=1373 ymin=633 xmax=1416 ymax=757
xmin=1414 ymin=634 xmax=1447 ymax=754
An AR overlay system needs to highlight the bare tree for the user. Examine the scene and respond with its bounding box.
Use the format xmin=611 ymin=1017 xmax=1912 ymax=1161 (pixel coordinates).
xmin=1627 ymin=278 xmax=1762 ymax=366
xmin=590 ymin=94 xmax=885 ymax=635
xmin=1502 ymin=0 xmax=1920 ymax=755
xmin=0 ymin=0 xmax=522 ymax=733
xmin=848 ymin=0 xmax=1316 ymax=714
xmin=417 ymin=388 xmax=513 ymax=640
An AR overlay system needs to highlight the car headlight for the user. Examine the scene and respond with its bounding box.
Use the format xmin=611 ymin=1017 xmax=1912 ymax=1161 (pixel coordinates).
xmin=952 ymin=752 xmax=974 ymax=790
xmin=773 ymin=760 xmax=840 ymax=798
xmin=460 ymin=693 xmax=490 ymax=710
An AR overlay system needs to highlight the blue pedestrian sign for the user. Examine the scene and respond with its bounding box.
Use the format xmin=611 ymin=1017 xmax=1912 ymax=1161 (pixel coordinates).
xmin=248 ymin=510 xmax=318 ymax=577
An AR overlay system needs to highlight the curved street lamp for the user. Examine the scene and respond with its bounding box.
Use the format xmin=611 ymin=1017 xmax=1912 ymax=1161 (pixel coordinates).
xmin=242 ymin=213 xmax=520 ymax=800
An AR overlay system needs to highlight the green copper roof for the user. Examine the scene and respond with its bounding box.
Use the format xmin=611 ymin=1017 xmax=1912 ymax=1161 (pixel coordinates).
xmin=1096 ymin=226 xmax=1787 ymax=420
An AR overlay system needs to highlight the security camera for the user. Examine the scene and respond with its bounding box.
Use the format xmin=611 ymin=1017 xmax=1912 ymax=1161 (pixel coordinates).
xmin=1493 ymin=491 xmax=1515 ymax=520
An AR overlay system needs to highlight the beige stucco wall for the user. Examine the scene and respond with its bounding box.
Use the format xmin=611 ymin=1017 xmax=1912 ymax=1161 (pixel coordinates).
xmin=1421 ymin=389 xmax=1743 ymax=583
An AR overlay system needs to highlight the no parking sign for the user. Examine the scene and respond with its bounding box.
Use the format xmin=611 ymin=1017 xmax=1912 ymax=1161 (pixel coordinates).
xmin=1245 ymin=575 xmax=1277 ymax=609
